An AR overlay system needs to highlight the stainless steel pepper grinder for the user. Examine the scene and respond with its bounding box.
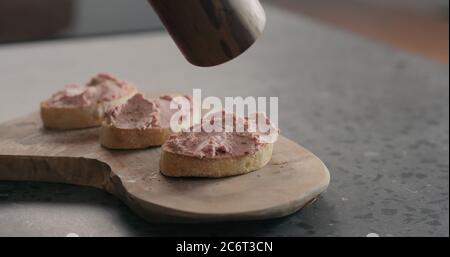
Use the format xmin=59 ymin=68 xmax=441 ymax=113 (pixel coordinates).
xmin=148 ymin=0 xmax=266 ymax=67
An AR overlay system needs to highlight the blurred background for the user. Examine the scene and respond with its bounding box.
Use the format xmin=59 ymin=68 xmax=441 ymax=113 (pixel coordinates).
xmin=0 ymin=0 xmax=448 ymax=63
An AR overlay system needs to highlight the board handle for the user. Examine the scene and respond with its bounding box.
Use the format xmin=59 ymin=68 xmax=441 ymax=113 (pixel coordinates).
xmin=0 ymin=155 xmax=116 ymax=192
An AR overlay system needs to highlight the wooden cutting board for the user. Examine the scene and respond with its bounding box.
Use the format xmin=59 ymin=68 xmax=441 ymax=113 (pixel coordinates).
xmin=0 ymin=113 xmax=330 ymax=223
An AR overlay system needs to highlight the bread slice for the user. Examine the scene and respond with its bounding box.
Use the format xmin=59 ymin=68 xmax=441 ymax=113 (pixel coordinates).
xmin=100 ymin=93 xmax=193 ymax=149
xmin=100 ymin=125 xmax=172 ymax=149
xmin=40 ymin=73 xmax=137 ymax=130
xmin=159 ymin=111 xmax=279 ymax=178
xmin=40 ymin=94 xmax=134 ymax=130
xmin=160 ymin=143 xmax=273 ymax=178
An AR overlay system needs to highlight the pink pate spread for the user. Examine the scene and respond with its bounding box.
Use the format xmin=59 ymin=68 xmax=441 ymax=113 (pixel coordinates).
xmin=105 ymin=93 xmax=192 ymax=130
xmin=164 ymin=111 xmax=279 ymax=159
xmin=45 ymin=73 xmax=135 ymax=107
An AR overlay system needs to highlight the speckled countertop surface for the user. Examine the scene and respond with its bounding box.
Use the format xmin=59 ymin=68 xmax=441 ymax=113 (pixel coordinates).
xmin=0 ymin=6 xmax=448 ymax=236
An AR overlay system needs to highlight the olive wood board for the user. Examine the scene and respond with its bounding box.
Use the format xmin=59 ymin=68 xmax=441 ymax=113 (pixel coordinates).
xmin=0 ymin=113 xmax=330 ymax=223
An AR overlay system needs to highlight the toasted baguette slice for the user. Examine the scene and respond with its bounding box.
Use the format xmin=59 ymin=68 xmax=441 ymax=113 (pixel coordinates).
xmin=100 ymin=93 xmax=193 ymax=149
xmin=160 ymin=143 xmax=273 ymax=178
xmin=40 ymin=91 xmax=135 ymax=130
xmin=100 ymin=125 xmax=172 ymax=149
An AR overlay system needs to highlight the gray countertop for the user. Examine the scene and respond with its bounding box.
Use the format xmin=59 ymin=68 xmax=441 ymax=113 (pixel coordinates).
xmin=0 ymin=6 xmax=448 ymax=237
